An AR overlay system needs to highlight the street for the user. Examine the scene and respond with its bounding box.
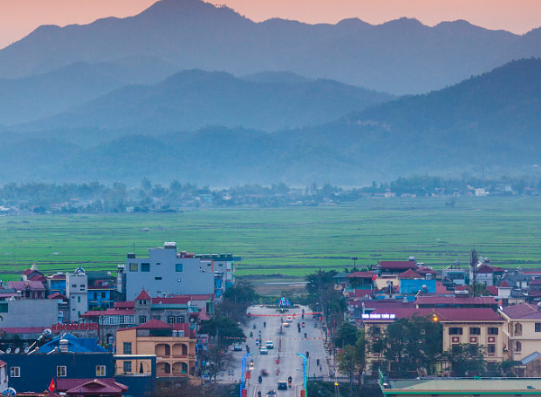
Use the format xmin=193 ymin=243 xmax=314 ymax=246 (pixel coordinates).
xmin=231 ymin=305 xmax=329 ymax=397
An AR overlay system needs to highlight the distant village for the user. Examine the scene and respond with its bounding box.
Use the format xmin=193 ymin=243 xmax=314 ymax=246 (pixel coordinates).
xmin=0 ymin=175 xmax=540 ymax=215
xmin=2 ymin=242 xmax=541 ymax=395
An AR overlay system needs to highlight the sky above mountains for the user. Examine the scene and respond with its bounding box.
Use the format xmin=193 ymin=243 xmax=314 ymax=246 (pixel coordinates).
xmin=1 ymin=0 xmax=540 ymax=50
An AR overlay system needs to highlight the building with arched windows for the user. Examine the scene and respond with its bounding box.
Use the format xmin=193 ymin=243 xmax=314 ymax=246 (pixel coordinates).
xmin=115 ymin=320 xmax=196 ymax=378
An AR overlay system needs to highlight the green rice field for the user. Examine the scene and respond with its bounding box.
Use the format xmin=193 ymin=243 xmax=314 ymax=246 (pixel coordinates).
xmin=1 ymin=196 xmax=541 ymax=280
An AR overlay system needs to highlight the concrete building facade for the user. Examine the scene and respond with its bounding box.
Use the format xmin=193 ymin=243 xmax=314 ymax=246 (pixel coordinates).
xmin=66 ymin=267 xmax=88 ymax=322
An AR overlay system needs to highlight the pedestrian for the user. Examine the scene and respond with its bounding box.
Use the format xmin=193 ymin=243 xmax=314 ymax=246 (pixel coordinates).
xmin=361 ymin=368 xmax=366 ymax=387
xmin=320 ymin=365 xmax=322 ymax=371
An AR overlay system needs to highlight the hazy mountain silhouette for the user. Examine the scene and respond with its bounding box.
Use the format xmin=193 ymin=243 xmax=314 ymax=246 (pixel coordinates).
xmin=2 ymin=59 xmax=540 ymax=185
xmin=0 ymin=0 xmax=538 ymax=94
xmin=24 ymin=69 xmax=392 ymax=132
xmin=0 ymin=58 xmax=181 ymax=126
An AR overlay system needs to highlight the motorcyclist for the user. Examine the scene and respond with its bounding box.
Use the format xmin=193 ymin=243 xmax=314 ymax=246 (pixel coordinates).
xmin=258 ymin=392 xmax=261 ymax=397
xmin=263 ymin=321 xmax=266 ymax=327
xmin=304 ymin=333 xmax=307 ymax=338
xmin=316 ymin=358 xmax=320 ymax=366
xmin=258 ymin=375 xmax=262 ymax=384
xmin=253 ymin=324 xmax=256 ymax=329
xmin=250 ymin=332 xmax=253 ymax=338
xmin=288 ymin=376 xmax=293 ymax=386
xmin=246 ymin=346 xmax=250 ymax=353
xmin=306 ymin=351 xmax=310 ymax=358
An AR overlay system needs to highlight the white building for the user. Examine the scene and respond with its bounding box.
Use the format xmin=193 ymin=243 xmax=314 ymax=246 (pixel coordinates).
xmin=66 ymin=267 xmax=88 ymax=322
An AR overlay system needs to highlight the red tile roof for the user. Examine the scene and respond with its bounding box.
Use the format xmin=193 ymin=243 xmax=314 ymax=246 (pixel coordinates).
xmin=22 ymin=269 xmax=34 ymax=276
xmin=29 ymin=274 xmax=47 ymax=282
xmin=417 ymin=266 xmax=437 ymax=275
xmin=529 ymin=279 xmax=541 ymax=286
xmin=399 ymin=269 xmax=423 ymax=279
xmin=49 ymin=274 xmax=66 ymax=280
xmin=476 ymin=264 xmax=494 ymax=274
xmin=436 ymin=281 xmax=451 ymax=295
xmin=0 ymin=360 xmax=6 ymax=368
xmin=485 ymin=286 xmax=499 ymax=296
xmin=57 ymin=378 xmax=127 ymax=394
xmin=7 ymin=281 xmax=45 ymax=291
xmin=48 ymin=293 xmax=68 ymax=300
xmin=501 ymin=303 xmax=541 ymax=320
xmin=499 ymin=280 xmax=511 ymax=288
xmin=380 ymin=261 xmax=417 ymax=270
xmin=136 ymin=289 xmax=151 ymax=300
xmin=417 ymin=296 xmax=496 ymax=305
xmin=346 ymin=271 xmax=376 ymax=279
xmin=114 ymin=301 xmax=135 ymax=309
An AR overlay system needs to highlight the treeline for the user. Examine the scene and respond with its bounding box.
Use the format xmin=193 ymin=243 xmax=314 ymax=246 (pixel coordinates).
xmin=1 ymin=174 xmax=540 ymax=214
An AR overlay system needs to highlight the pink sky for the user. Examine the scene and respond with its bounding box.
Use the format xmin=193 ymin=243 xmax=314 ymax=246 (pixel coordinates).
xmin=1 ymin=0 xmax=540 ymax=50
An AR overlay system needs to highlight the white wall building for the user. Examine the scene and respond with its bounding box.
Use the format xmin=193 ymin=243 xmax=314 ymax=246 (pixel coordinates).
xmin=66 ymin=267 xmax=88 ymax=322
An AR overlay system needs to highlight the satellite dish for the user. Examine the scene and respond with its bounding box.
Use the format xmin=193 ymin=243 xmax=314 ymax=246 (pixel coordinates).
xmin=6 ymin=348 xmax=11 ymax=354
xmin=3 ymin=387 xmax=16 ymax=396
xmin=14 ymin=347 xmax=20 ymax=354
xmin=24 ymin=347 xmax=29 ymax=354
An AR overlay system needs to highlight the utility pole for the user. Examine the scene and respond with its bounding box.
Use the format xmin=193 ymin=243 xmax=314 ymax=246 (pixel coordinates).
xmin=470 ymin=249 xmax=478 ymax=297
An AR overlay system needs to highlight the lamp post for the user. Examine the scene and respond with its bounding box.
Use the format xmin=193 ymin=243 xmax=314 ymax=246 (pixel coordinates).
xmin=351 ymin=257 xmax=358 ymax=270
xmin=296 ymin=352 xmax=308 ymax=397
xmin=240 ymin=352 xmax=252 ymax=397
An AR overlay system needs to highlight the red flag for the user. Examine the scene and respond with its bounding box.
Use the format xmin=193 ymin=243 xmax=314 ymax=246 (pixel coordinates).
xmin=372 ymin=274 xmax=377 ymax=281
xmin=48 ymin=378 xmax=55 ymax=393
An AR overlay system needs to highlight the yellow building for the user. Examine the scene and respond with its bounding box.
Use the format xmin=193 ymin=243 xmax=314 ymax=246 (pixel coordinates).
xmin=116 ymin=319 xmax=196 ymax=377
xmin=363 ymin=307 xmax=505 ymax=376
xmin=499 ymin=303 xmax=541 ymax=368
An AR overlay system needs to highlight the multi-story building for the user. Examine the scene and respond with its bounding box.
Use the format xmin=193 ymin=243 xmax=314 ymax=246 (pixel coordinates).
xmin=116 ymin=320 xmax=196 ymax=378
xmin=363 ymin=307 xmax=505 ymax=376
xmin=66 ymin=267 xmax=88 ymax=322
xmin=87 ymin=271 xmax=117 ymax=310
xmin=499 ymin=302 xmax=541 ymax=369
xmin=118 ymin=242 xmax=239 ymax=301
xmin=47 ymin=272 xmax=67 ymax=295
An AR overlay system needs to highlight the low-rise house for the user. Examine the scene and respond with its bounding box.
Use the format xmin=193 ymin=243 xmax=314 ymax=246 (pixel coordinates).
xmin=54 ymin=378 xmax=128 ymax=397
xmin=47 ymin=273 xmax=66 ymax=296
xmin=416 ymin=296 xmax=498 ymax=310
xmin=116 ymin=320 xmax=196 ymax=378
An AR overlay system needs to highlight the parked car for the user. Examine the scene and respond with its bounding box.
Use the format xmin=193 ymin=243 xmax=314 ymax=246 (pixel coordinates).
xmin=277 ymin=381 xmax=288 ymax=390
xmin=266 ymin=340 xmax=274 ymax=349
xmin=265 ymin=391 xmax=277 ymax=397
xmin=260 ymin=347 xmax=269 ymax=354
xmin=234 ymin=344 xmax=243 ymax=351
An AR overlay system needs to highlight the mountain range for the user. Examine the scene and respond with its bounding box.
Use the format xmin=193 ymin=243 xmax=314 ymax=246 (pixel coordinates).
xmin=1 ymin=58 xmax=540 ymax=186
xmin=1 ymin=0 xmax=541 ymax=94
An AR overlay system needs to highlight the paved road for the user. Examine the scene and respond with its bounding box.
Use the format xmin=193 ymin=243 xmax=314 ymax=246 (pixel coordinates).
xmin=230 ymin=305 xmax=329 ymax=397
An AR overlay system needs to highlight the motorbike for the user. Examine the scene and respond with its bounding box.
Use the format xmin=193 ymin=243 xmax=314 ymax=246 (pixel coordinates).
xmin=258 ymin=375 xmax=263 ymax=384
xmin=288 ymin=376 xmax=293 ymax=387
xmin=253 ymin=324 xmax=256 ymax=329
xmin=263 ymin=321 xmax=266 ymax=328
xmin=250 ymin=332 xmax=253 ymax=338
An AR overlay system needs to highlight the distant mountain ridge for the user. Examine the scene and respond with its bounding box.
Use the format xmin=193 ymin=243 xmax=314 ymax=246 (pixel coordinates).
xmin=2 ymin=59 xmax=541 ymax=185
xmin=0 ymin=0 xmax=540 ymax=94
xmin=21 ymin=69 xmax=392 ymax=132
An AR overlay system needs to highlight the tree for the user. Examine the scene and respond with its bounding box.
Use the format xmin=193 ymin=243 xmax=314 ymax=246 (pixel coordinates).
xmin=200 ymin=346 xmax=235 ymax=382
xmin=443 ymin=344 xmax=486 ymax=377
xmin=368 ymin=315 xmax=443 ymax=377
xmin=155 ymin=379 xmax=237 ymax=397
xmin=334 ymin=321 xmax=359 ymax=348
xmin=337 ymin=345 xmax=358 ymax=391
xmin=199 ymin=316 xmax=245 ymax=346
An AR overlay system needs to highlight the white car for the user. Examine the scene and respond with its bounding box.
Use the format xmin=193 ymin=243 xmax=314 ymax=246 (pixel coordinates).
xmin=266 ymin=340 xmax=274 ymax=349
xmin=283 ymin=322 xmax=290 ymax=328
xmin=260 ymin=347 xmax=269 ymax=354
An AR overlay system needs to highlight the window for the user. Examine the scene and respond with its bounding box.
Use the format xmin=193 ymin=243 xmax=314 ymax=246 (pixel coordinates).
xmin=72 ymin=284 xmax=76 ymax=288
xmin=156 ymin=263 xmax=161 ymax=266
xmin=176 ymin=263 xmax=183 ymax=272
xmin=488 ymin=327 xmax=499 ymax=335
xmin=488 ymin=344 xmax=496 ymax=356
xmin=449 ymin=327 xmax=463 ymax=335
xmin=177 ymin=316 xmax=185 ymax=323
xmin=536 ymin=323 xmax=541 ymax=333
xmin=129 ymin=263 xmax=138 ymax=272
xmin=123 ymin=342 xmax=132 ymax=354
xmin=101 ymin=292 xmax=106 ymax=298
xmin=96 ymin=365 xmax=106 ymax=377
xmin=10 ymin=367 xmax=20 ymax=377
xmin=168 ymin=316 xmax=176 ymax=324
xmin=139 ymin=316 xmax=147 ymax=324
xmin=155 ymin=277 xmax=162 ymax=280
xmin=515 ymin=341 xmax=522 ymax=352
xmin=57 ymin=366 xmax=67 ymax=377
xmin=514 ymin=323 xmax=523 ymax=335
xmin=470 ymin=327 xmax=481 ymax=335
xmin=78 ymin=296 xmax=81 ymax=303
xmin=123 ymin=361 xmax=132 ymax=373
xmin=141 ymin=263 xmax=150 ymax=272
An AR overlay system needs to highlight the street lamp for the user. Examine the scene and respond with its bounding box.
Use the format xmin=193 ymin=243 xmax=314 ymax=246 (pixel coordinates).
xmin=351 ymin=257 xmax=358 ymax=270
xmin=240 ymin=352 xmax=252 ymax=397
xmin=296 ymin=352 xmax=308 ymax=397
